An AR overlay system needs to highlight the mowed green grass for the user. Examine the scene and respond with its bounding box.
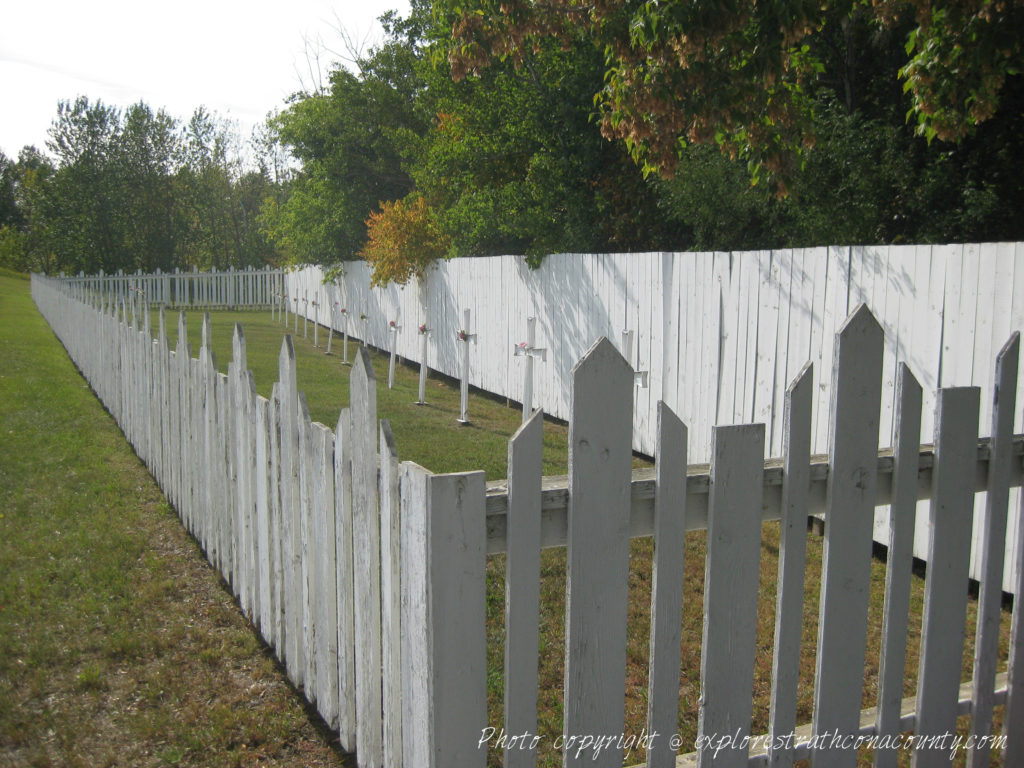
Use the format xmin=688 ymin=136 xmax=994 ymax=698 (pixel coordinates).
xmin=0 ymin=271 xmax=349 ymax=767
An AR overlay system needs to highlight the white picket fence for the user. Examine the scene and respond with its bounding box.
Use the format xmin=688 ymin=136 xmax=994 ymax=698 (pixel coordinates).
xmin=32 ymin=271 xmax=1024 ymax=768
xmin=60 ymin=264 xmax=285 ymax=309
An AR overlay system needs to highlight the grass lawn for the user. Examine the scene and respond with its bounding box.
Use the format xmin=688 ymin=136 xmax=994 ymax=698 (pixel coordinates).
xmin=6 ymin=275 xmax=1013 ymax=767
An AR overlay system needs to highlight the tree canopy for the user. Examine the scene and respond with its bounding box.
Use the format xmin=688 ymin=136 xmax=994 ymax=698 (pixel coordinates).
xmin=443 ymin=0 xmax=1024 ymax=191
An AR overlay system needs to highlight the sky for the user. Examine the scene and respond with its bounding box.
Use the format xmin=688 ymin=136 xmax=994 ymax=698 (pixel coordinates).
xmin=0 ymin=0 xmax=410 ymax=160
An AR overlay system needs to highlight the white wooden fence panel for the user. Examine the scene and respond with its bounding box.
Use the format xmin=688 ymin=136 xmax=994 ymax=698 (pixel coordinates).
xmin=351 ymin=348 xmax=383 ymax=768
xmin=379 ymin=421 xmax=403 ymax=768
xmin=564 ymin=338 xmax=633 ymax=768
xmin=335 ymin=407 xmax=357 ymax=752
xmin=277 ymin=335 xmax=304 ymax=687
xmin=767 ymin=363 xmax=812 ymax=768
xmin=646 ymin=404 xmax=687 ymax=768
xmin=811 ymin=305 xmax=883 ymax=768
xmin=913 ymin=387 xmax=980 ymax=768
xmin=873 ymin=365 xmax=923 ymax=768
xmin=698 ymin=423 xmax=765 ymax=768
xmin=298 ymin=394 xmax=316 ymax=700
xmin=312 ymin=420 xmax=339 ymax=729
xmin=503 ymin=410 xmax=544 ymax=768
xmin=968 ymin=333 xmax=1018 ymax=768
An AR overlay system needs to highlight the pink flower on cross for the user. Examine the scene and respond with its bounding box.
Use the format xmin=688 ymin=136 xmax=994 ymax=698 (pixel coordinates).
xmin=419 ymin=323 xmax=428 ymax=334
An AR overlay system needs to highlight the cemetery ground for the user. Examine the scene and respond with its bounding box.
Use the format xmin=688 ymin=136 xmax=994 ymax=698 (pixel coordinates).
xmin=1 ymin=269 xmax=1014 ymax=767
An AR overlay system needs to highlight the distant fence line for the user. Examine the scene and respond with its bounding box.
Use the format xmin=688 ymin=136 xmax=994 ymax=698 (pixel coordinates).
xmin=31 ymin=272 xmax=1024 ymax=767
xmin=60 ymin=265 xmax=284 ymax=309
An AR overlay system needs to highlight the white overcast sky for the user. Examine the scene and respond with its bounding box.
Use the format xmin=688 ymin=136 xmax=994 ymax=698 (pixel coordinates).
xmin=0 ymin=0 xmax=410 ymax=159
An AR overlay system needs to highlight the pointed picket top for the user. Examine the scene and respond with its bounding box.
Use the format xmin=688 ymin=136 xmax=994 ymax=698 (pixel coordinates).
xmin=201 ymin=312 xmax=216 ymax=370
xmin=571 ymin=336 xmax=632 ymax=385
xmin=279 ymin=334 xmax=297 ymax=401
xmin=158 ymin=306 xmax=168 ymax=353
xmin=176 ymin=311 xmax=190 ymax=359
xmin=232 ymin=322 xmax=247 ymax=373
xmin=835 ymin=302 xmax=883 ymax=349
xmin=352 ymin=345 xmax=377 ymax=389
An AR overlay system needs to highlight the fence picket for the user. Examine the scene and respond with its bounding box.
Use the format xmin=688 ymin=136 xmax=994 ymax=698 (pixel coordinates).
xmin=812 ymin=304 xmax=883 ymax=768
xmin=646 ymin=403 xmax=688 ymax=768
xmin=873 ymin=364 xmax=923 ymax=768
xmin=913 ymin=387 xmax=980 ymax=767
xmin=335 ymin=406 xmax=357 ymax=752
xmin=697 ymin=423 xmax=765 ymax=768
xmin=379 ymin=421 xmax=402 ymax=767
xmin=504 ymin=410 xmax=544 ymax=768
xmin=564 ymin=337 xmax=633 ymax=768
xmin=312 ymin=420 xmax=339 ymax=729
xmin=278 ymin=335 xmax=304 ymax=687
xmin=768 ymin=363 xmax=812 ymax=768
xmin=351 ymin=348 xmax=383 ymax=768
xmin=968 ymin=333 xmax=1019 ymax=768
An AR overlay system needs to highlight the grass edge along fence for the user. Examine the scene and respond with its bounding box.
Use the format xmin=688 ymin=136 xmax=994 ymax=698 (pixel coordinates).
xmin=32 ymin=272 xmax=1024 ymax=767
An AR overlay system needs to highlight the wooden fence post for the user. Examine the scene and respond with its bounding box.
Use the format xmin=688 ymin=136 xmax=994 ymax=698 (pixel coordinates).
xmin=400 ymin=462 xmax=487 ymax=768
xmin=351 ymin=347 xmax=383 ymax=767
xmin=914 ymin=387 xmax=980 ymax=768
xmin=767 ymin=363 xmax=812 ymax=768
xmin=564 ymin=338 xmax=633 ymax=768
xmin=873 ymin=364 xmax=923 ymax=768
xmin=969 ymin=333 xmax=1019 ymax=767
xmin=697 ymin=423 xmax=765 ymax=768
xmin=811 ymin=304 xmax=883 ymax=768
xmin=646 ymin=403 xmax=688 ymax=768
xmin=503 ymin=410 xmax=544 ymax=768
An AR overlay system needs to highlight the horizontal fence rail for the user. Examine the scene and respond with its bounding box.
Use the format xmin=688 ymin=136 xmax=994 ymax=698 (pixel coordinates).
xmin=31 ymin=270 xmax=1024 ymax=768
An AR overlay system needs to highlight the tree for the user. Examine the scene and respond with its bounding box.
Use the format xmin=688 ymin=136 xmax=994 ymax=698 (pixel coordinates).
xmin=442 ymin=0 xmax=1024 ymax=190
xmin=360 ymin=195 xmax=450 ymax=285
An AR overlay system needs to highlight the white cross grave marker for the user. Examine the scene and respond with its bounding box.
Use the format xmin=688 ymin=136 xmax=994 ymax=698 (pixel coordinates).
xmin=293 ymin=296 xmax=299 ymax=334
xmin=513 ymin=316 xmax=546 ymax=423
xmin=312 ymin=296 xmax=320 ymax=347
xmin=326 ymin=301 xmax=337 ymax=355
xmin=340 ymin=308 xmax=351 ymax=365
xmin=302 ymin=291 xmax=309 ymax=339
xmin=388 ymin=320 xmax=400 ymax=389
xmin=415 ymin=322 xmax=430 ymax=405
xmin=621 ymin=329 xmax=649 ymax=388
xmin=456 ymin=308 xmax=476 ymax=424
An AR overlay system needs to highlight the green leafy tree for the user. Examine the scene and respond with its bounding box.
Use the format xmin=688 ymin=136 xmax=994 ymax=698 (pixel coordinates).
xmin=442 ymin=0 xmax=1024 ymax=192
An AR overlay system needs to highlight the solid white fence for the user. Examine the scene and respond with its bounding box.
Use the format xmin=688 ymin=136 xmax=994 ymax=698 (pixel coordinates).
xmin=284 ymin=244 xmax=1024 ymax=592
xmin=31 ymin=271 xmax=1024 ymax=768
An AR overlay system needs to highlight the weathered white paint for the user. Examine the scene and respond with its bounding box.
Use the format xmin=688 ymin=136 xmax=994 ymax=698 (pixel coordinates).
xmin=564 ymin=338 xmax=633 ymax=768
xmin=768 ymin=363 xmax=812 ymax=768
xmin=646 ymin=404 xmax=687 ymax=768
xmin=873 ymin=365 xmax=923 ymax=768
xmin=503 ymin=410 xmax=543 ymax=768
xmin=379 ymin=421 xmax=403 ymax=768
xmin=351 ymin=348 xmax=383 ymax=768
xmin=968 ymin=334 xmax=1018 ymax=768
xmin=913 ymin=387 xmax=980 ymax=768
xmin=697 ymin=424 xmax=765 ymax=768
xmin=812 ymin=305 xmax=883 ymax=768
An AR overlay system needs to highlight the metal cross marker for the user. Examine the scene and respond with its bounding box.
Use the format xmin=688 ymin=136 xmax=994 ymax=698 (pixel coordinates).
xmin=456 ymin=308 xmax=476 ymax=424
xmin=513 ymin=316 xmax=546 ymax=422
xmin=415 ymin=322 xmax=430 ymax=405
xmin=621 ymin=329 xmax=649 ymax=388
xmin=387 ymin=320 xmax=400 ymax=389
